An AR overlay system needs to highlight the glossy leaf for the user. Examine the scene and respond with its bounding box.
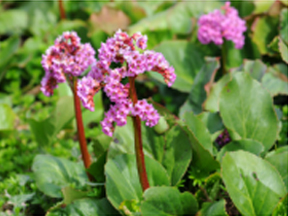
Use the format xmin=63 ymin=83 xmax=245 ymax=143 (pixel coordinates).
xmin=66 ymin=198 xmax=119 ymax=216
xmin=141 ymin=186 xmax=198 ymax=215
xmin=219 ymin=72 xmax=279 ymax=152
xmin=217 ymin=139 xmax=264 ymax=162
xmin=280 ymin=8 xmax=288 ymax=44
xmin=32 ymin=154 xmax=88 ymax=198
xmin=252 ymin=16 xmax=278 ymax=55
xmin=105 ymin=154 xmax=170 ymax=209
xmin=222 ymin=151 xmax=287 ymax=216
xmin=62 ymin=187 xmax=89 ymax=205
xmin=262 ymin=66 xmax=288 ymax=96
xmin=279 ymin=38 xmax=288 ymax=64
xmin=149 ymin=40 xmax=205 ymax=92
xmin=243 ymin=59 xmax=267 ymax=81
xmin=183 ymin=112 xmax=213 ymax=154
xmin=162 ymin=125 xmax=192 ymax=186
xmin=198 ymin=199 xmax=228 ymax=216
xmin=179 ymin=57 xmax=220 ymax=115
xmin=265 ymin=148 xmax=288 ymax=190
xmin=197 ymin=112 xmax=224 ymax=135
xmin=180 ymin=124 xmax=220 ymax=179
xmin=204 ymin=73 xmax=233 ymax=113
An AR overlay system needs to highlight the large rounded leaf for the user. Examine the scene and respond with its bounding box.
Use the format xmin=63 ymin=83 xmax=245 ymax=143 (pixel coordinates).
xmin=64 ymin=198 xmax=119 ymax=216
xmin=217 ymin=139 xmax=264 ymax=162
xmin=265 ymin=148 xmax=288 ymax=190
xmin=182 ymin=112 xmax=213 ymax=154
xmin=32 ymin=155 xmax=88 ymax=198
xmin=179 ymin=57 xmax=220 ymax=115
xmin=162 ymin=125 xmax=192 ymax=186
xmin=149 ymin=40 xmax=205 ymax=92
xmin=261 ymin=65 xmax=288 ymax=96
xmin=222 ymin=151 xmax=287 ymax=216
xmin=105 ymin=154 xmax=169 ymax=209
xmin=141 ymin=186 xmax=198 ymax=215
xmin=219 ymin=72 xmax=279 ymax=152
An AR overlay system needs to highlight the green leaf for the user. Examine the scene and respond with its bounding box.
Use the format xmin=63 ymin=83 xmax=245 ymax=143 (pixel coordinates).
xmin=141 ymin=186 xmax=198 ymax=215
xmin=198 ymin=199 xmax=228 ymax=216
xmin=63 ymin=198 xmax=119 ymax=216
xmin=149 ymin=40 xmax=205 ymax=92
xmin=154 ymin=116 xmax=169 ymax=134
xmin=243 ymin=59 xmax=267 ymax=81
xmin=280 ymin=8 xmax=288 ymax=44
xmin=162 ymin=125 xmax=192 ymax=186
xmin=217 ymin=139 xmax=264 ymax=163
xmin=204 ymin=73 xmax=233 ymax=113
xmin=252 ymin=16 xmax=279 ymax=55
xmin=265 ymin=149 xmax=288 ymax=190
xmin=222 ymin=151 xmax=287 ymax=216
xmin=28 ymin=96 xmax=74 ymax=145
xmin=181 ymin=124 xmax=220 ymax=179
xmin=105 ymin=154 xmax=169 ymax=209
xmin=182 ymin=112 xmax=213 ymax=154
xmin=93 ymin=134 xmax=112 ymax=158
xmin=179 ymin=57 xmax=220 ymax=115
xmin=0 ymin=104 xmax=16 ymax=131
xmin=9 ymin=193 xmax=35 ymax=208
xmin=108 ymin=118 xmax=191 ymax=186
xmin=87 ymin=151 xmax=107 ymax=183
xmin=197 ymin=112 xmax=224 ymax=134
xmin=32 ymin=154 xmax=88 ymax=198
xmin=129 ymin=1 xmax=222 ymax=35
xmin=62 ymin=187 xmax=89 ymax=205
xmin=82 ymin=90 xmax=104 ymax=126
xmin=279 ymin=37 xmax=288 ymax=64
xmin=0 ymin=36 xmax=20 ymax=79
xmin=253 ymin=0 xmax=274 ymax=14
xmin=272 ymin=194 xmax=288 ymax=216
xmin=219 ymin=72 xmax=279 ymax=152
xmin=262 ymin=65 xmax=288 ymax=96
xmin=0 ymin=9 xmax=28 ymax=34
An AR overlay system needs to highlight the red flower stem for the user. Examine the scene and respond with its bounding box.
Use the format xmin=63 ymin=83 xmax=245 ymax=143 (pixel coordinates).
xmin=58 ymin=0 xmax=66 ymax=20
xmin=128 ymin=77 xmax=150 ymax=192
xmin=72 ymin=79 xmax=93 ymax=180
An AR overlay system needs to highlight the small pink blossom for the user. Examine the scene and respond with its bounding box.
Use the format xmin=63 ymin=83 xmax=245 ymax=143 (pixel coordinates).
xmin=197 ymin=2 xmax=246 ymax=49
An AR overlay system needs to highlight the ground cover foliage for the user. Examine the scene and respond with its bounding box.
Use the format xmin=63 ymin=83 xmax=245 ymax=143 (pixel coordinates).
xmin=0 ymin=0 xmax=287 ymax=215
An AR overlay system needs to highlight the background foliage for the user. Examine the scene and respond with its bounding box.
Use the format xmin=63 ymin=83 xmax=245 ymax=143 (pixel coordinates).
xmin=0 ymin=0 xmax=287 ymax=215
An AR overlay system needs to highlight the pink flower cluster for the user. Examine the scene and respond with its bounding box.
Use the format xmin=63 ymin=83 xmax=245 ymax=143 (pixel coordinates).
xmin=197 ymin=2 xmax=246 ymax=49
xmin=77 ymin=30 xmax=175 ymax=136
xmin=41 ymin=31 xmax=96 ymax=96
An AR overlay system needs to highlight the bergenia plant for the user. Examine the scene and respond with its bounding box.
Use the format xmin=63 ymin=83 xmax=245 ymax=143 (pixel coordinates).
xmin=197 ymin=1 xmax=247 ymax=49
xmin=77 ymin=30 xmax=176 ymax=191
xmin=41 ymin=31 xmax=96 ymax=174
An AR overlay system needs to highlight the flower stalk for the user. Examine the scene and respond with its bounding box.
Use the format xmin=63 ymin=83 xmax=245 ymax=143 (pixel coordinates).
xmin=58 ymin=0 xmax=66 ymax=19
xmin=72 ymin=79 xmax=93 ymax=180
xmin=129 ymin=77 xmax=150 ymax=191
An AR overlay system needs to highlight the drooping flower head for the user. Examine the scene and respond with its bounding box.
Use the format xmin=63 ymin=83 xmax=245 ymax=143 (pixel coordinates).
xmin=41 ymin=31 xmax=96 ymax=96
xmin=197 ymin=2 xmax=246 ymax=49
xmin=78 ymin=30 xmax=176 ymax=136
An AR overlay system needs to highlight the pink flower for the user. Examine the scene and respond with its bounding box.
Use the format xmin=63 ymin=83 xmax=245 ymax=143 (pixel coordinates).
xmin=40 ymin=31 xmax=96 ymax=96
xmin=197 ymin=2 xmax=246 ymax=49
